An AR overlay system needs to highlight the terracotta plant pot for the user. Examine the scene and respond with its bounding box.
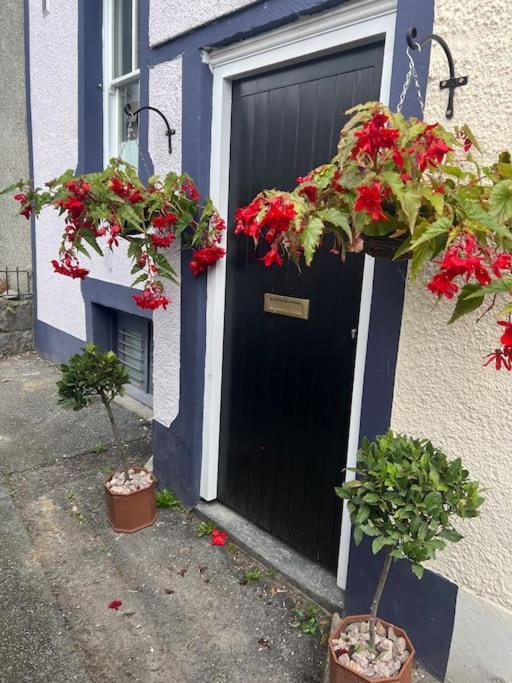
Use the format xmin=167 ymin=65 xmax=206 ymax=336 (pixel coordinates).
xmin=363 ymin=235 xmax=412 ymax=261
xmin=104 ymin=466 xmax=157 ymax=533
xmin=329 ymin=615 xmax=415 ymax=683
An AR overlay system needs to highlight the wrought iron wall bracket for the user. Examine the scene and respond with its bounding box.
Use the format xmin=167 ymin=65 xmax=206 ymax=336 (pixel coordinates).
xmin=406 ymin=26 xmax=468 ymax=119
xmin=124 ymin=103 xmax=176 ymax=155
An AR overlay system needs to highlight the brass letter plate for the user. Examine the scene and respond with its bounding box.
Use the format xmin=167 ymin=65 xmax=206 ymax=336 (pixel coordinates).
xmin=264 ymin=293 xmax=310 ymax=320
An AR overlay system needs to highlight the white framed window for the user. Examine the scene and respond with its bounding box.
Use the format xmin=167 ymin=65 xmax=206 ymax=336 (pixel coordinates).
xmin=103 ymin=0 xmax=140 ymax=167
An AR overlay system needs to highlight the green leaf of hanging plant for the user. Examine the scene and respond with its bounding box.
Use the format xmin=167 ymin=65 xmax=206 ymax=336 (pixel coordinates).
xmin=448 ymin=284 xmax=484 ymax=324
xmin=81 ymin=230 xmax=104 ymax=256
xmin=409 ymin=241 xmax=435 ymax=281
xmin=301 ymin=215 xmax=324 ymax=266
xmin=490 ymin=179 xmax=512 ymax=223
xmin=396 ymin=185 xmax=422 ymax=231
xmin=131 ymin=273 xmax=148 ymax=288
xmin=317 ymin=208 xmax=352 ymax=239
xmin=410 ymin=217 xmax=452 ymax=249
xmin=463 ymin=277 xmax=512 ymax=299
xmin=458 ymin=199 xmax=512 ymax=240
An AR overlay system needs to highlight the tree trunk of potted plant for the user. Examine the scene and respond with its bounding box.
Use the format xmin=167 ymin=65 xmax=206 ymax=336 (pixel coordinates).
xmin=369 ymin=547 xmax=394 ymax=648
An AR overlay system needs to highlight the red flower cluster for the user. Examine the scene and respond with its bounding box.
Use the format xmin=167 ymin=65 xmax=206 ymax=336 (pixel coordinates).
xmin=351 ymin=112 xmax=400 ymax=160
xmin=153 ymin=212 xmax=177 ymax=230
xmin=151 ymin=233 xmax=175 ymax=249
xmin=235 ymin=195 xmax=297 ymax=267
xmin=189 ymin=245 xmax=226 ymax=276
xmin=132 ymin=283 xmax=170 ymax=310
xmin=234 ymin=198 xmax=265 ymax=239
xmin=211 ymin=528 xmax=228 ymax=546
xmin=298 ymin=184 xmax=318 ymax=203
xmin=261 ymin=247 xmax=283 ymax=267
xmin=55 ymin=180 xmax=91 ymax=221
xmin=354 ymin=181 xmax=390 ymax=222
xmin=14 ymin=192 xmax=33 ymax=219
xmin=150 ymin=211 xmax=177 ymax=249
xmin=109 ymin=176 xmax=144 ymax=204
xmin=427 ymin=234 xmax=506 ymax=300
xmin=484 ymin=322 xmax=512 ymax=370
xmin=181 ymin=178 xmax=200 ymax=202
xmin=107 ymin=223 xmax=122 ymax=248
xmin=51 ymin=254 xmax=89 ymax=279
xmin=235 ymin=196 xmax=296 ymax=244
xmin=409 ymin=124 xmax=452 ymax=172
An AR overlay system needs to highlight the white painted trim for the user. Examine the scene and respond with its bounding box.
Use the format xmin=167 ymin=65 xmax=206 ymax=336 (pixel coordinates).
xmin=201 ymin=0 xmax=397 ymax=589
xmin=102 ymin=0 xmax=140 ymax=166
xmin=336 ymin=255 xmax=375 ymax=589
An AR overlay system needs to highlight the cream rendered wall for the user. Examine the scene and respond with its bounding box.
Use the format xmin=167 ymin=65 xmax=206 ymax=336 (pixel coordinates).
xmin=391 ymin=0 xmax=512 ymax=615
xmin=147 ymin=58 xmax=183 ymax=428
xmin=149 ymin=0 xmax=258 ymax=46
xmin=29 ymin=0 xmax=86 ymax=340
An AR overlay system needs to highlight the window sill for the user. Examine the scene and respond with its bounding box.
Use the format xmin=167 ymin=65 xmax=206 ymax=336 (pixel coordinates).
xmin=114 ymin=394 xmax=153 ymax=421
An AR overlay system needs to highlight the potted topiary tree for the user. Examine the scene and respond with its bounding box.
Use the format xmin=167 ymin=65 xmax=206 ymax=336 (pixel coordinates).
xmin=331 ymin=431 xmax=483 ymax=682
xmin=57 ymin=342 xmax=157 ymax=533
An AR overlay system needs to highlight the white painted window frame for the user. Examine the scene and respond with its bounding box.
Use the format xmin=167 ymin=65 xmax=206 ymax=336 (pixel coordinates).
xmin=102 ymin=0 xmax=140 ymax=166
xmin=201 ymin=0 xmax=397 ymax=589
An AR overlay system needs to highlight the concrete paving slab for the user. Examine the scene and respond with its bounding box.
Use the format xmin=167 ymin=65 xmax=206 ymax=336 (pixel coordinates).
xmin=0 ymin=483 xmax=90 ymax=683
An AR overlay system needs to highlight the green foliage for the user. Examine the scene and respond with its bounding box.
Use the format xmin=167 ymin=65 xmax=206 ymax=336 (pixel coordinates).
xmin=57 ymin=343 xmax=129 ymax=411
xmin=195 ymin=521 xmax=215 ymax=538
xmin=290 ymin=608 xmax=319 ymax=636
xmin=242 ymin=568 xmax=262 ymax=583
xmin=155 ymin=489 xmax=182 ymax=509
xmin=336 ymin=431 xmax=484 ymax=579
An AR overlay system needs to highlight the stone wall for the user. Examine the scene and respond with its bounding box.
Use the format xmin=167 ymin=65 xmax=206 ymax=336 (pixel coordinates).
xmin=0 ymin=298 xmax=33 ymax=355
xmin=0 ymin=0 xmax=31 ymax=270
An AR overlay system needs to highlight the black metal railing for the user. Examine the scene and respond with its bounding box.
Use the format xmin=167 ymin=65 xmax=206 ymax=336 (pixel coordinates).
xmin=0 ymin=268 xmax=32 ymax=297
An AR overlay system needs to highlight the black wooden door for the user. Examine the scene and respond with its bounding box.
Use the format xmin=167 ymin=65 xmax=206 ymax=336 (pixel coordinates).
xmin=218 ymin=42 xmax=384 ymax=572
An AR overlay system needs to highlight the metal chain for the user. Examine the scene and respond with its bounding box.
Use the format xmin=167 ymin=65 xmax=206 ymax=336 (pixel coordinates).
xmin=396 ymin=47 xmax=425 ymax=114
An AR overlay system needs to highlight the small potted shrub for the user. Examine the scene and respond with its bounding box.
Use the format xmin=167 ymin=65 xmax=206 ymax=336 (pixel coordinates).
xmin=332 ymin=431 xmax=483 ymax=682
xmin=57 ymin=342 xmax=157 ymax=533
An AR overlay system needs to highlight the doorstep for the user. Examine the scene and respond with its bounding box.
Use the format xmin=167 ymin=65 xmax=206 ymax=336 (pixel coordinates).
xmin=194 ymin=501 xmax=345 ymax=614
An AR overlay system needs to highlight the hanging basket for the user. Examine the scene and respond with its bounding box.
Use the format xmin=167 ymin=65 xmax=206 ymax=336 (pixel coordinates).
xmin=363 ymin=235 xmax=412 ymax=261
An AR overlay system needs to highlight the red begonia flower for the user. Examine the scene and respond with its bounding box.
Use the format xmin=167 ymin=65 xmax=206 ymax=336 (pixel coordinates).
xmin=354 ymin=182 xmax=389 ymax=222
xmin=211 ymin=528 xmax=228 ymax=546
xmin=108 ymin=600 xmax=123 ymax=610
xmin=498 ymin=320 xmax=512 ymax=346
xmin=260 ymin=247 xmax=283 ymax=267
xmin=132 ymin=284 xmax=170 ymax=310
xmin=189 ymin=245 xmax=226 ymax=276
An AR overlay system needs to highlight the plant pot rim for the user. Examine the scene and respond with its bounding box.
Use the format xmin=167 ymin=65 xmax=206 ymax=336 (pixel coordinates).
xmin=104 ymin=465 xmax=156 ymax=498
xmin=329 ymin=614 xmax=415 ymax=683
xmin=362 ymin=234 xmax=412 ymax=261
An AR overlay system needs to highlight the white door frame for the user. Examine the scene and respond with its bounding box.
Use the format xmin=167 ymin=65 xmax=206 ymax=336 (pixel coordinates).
xmin=200 ymin=0 xmax=397 ymax=589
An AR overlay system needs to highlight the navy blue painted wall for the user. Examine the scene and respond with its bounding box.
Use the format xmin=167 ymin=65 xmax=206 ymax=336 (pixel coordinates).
xmin=152 ymin=51 xmax=212 ymax=504
xmin=77 ymin=0 xmax=103 ymax=175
